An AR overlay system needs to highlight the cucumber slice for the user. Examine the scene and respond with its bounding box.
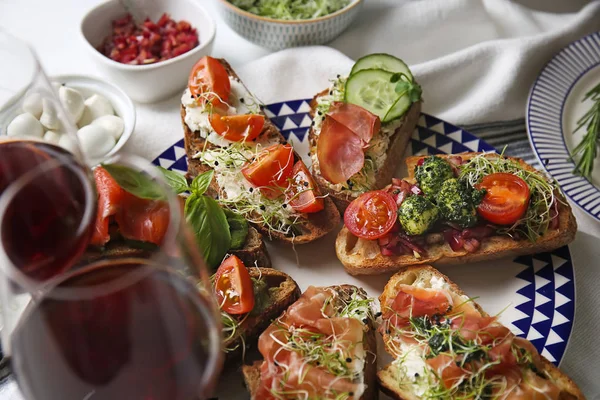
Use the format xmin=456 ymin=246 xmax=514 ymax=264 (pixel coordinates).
xmin=383 ymin=94 xmax=411 ymax=123
xmin=350 ymin=53 xmax=413 ymax=81
xmin=345 ymin=69 xmax=399 ymax=120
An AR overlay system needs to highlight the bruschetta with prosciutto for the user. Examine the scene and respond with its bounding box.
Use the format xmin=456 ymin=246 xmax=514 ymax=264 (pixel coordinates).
xmin=181 ymin=56 xmax=340 ymax=244
xmin=242 ymin=285 xmax=378 ymax=400
xmin=308 ymin=53 xmax=422 ymax=212
xmin=378 ymin=266 xmax=584 ymax=400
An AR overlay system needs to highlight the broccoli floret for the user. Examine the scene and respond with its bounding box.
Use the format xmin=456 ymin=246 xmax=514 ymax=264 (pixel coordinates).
xmin=398 ymin=195 xmax=439 ymax=235
xmin=414 ymin=156 xmax=455 ymax=197
xmin=436 ymin=179 xmax=479 ymax=228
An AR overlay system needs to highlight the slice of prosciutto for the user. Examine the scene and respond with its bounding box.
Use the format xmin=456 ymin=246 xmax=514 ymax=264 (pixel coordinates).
xmin=317 ymin=116 xmax=365 ymax=184
xmin=328 ymin=102 xmax=381 ymax=144
xmin=256 ymin=286 xmax=364 ymax=399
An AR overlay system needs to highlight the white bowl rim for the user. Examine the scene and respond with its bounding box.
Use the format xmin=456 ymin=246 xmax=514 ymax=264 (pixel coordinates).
xmin=79 ymin=0 xmax=216 ymax=72
xmin=51 ymin=73 xmax=136 ymax=158
xmin=217 ymin=0 xmax=363 ymax=24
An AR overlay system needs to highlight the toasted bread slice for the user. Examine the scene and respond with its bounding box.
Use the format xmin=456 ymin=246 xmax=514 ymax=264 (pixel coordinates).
xmin=224 ymin=267 xmax=301 ymax=362
xmin=241 ymin=285 xmax=378 ymax=400
xmin=307 ymin=88 xmax=422 ymax=214
xmin=377 ymin=266 xmax=584 ymax=400
xmin=336 ymin=152 xmax=577 ymax=275
xmin=182 ymin=59 xmax=340 ymax=244
xmin=80 ymin=225 xmax=272 ymax=268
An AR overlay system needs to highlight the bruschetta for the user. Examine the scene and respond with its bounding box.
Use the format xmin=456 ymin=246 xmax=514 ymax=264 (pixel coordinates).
xmin=181 ymin=56 xmax=340 ymax=244
xmin=242 ymin=285 xmax=378 ymax=399
xmin=336 ymin=152 xmax=577 ymax=275
xmin=378 ymin=265 xmax=584 ymax=399
xmin=84 ymin=166 xmax=272 ymax=270
xmin=213 ymin=255 xmax=301 ymax=363
xmin=308 ymin=53 xmax=422 ymax=213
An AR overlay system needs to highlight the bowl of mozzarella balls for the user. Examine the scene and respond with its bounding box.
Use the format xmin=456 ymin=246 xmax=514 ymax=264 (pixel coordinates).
xmin=5 ymin=75 xmax=135 ymax=163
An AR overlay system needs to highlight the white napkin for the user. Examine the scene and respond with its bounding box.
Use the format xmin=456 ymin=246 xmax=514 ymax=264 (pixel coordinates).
xmin=237 ymin=0 xmax=600 ymax=126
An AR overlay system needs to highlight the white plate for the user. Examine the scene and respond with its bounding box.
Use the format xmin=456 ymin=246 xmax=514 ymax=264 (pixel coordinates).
xmin=527 ymin=31 xmax=600 ymax=221
xmin=155 ymin=101 xmax=576 ymax=398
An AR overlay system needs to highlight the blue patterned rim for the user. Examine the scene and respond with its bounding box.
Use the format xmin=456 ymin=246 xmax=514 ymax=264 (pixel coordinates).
xmin=155 ymin=99 xmax=575 ymax=365
xmin=527 ymin=31 xmax=600 ymax=221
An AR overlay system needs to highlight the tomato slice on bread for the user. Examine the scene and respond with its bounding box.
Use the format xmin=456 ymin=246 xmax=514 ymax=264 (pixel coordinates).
xmin=210 ymin=114 xmax=265 ymax=142
xmin=344 ymin=190 xmax=397 ymax=240
xmin=242 ymin=144 xmax=294 ymax=198
xmin=476 ymin=173 xmax=530 ymax=225
xmin=286 ymin=161 xmax=324 ymax=213
xmin=214 ymin=255 xmax=255 ymax=315
xmin=188 ymin=56 xmax=231 ymax=109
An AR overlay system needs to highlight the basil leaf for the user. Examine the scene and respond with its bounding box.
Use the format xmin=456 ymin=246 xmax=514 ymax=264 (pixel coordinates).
xmin=190 ymin=170 xmax=214 ymax=196
xmin=102 ymin=164 xmax=164 ymax=200
xmin=224 ymin=209 xmax=248 ymax=249
xmin=185 ymin=193 xmax=231 ymax=270
xmin=157 ymin=166 xmax=189 ymax=194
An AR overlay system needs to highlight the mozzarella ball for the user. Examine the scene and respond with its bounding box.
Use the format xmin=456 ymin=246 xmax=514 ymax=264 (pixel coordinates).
xmin=39 ymin=99 xmax=61 ymax=130
xmin=78 ymin=125 xmax=115 ymax=159
xmin=22 ymin=93 xmax=43 ymax=119
xmin=91 ymin=115 xmax=124 ymax=140
xmin=78 ymin=94 xmax=114 ymax=127
xmin=59 ymin=86 xmax=85 ymax=123
xmin=43 ymin=130 xmax=62 ymax=145
xmin=7 ymin=113 xmax=44 ymax=138
xmin=58 ymin=134 xmax=78 ymax=155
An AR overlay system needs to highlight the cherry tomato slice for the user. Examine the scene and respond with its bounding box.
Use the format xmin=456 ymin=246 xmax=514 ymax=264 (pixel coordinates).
xmin=476 ymin=173 xmax=530 ymax=225
xmin=286 ymin=161 xmax=324 ymax=214
xmin=209 ymin=114 xmax=265 ymax=142
xmin=188 ymin=56 xmax=231 ymax=109
xmin=242 ymin=144 xmax=294 ymax=198
xmin=344 ymin=190 xmax=397 ymax=240
xmin=214 ymin=255 xmax=255 ymax=315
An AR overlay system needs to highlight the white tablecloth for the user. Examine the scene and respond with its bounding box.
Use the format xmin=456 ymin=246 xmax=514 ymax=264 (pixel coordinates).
xmin=1 ymin=0 xmax=600 ymax=398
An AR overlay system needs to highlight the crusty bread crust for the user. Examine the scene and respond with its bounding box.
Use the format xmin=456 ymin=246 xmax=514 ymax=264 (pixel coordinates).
xmin=336 ymin=152 xmax=577 ymax=275
xmin=242 ymin=285 xmax=378 ymax=400
xmin=225 ymin=267 xmax=301 ymax=364
xmin=377 ymin=266 xmax=585 ymax=400
xmin=182 ymin=59 xmax=340 ymax=244
xmin=81 ymin=225 xmax=272 ymax=269
xmin=307 ymin=89 xmax=422 ymax=214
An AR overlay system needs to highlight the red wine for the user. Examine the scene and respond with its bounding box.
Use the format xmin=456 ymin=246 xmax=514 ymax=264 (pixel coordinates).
xmin=12 ymin=261 xmax=221 ymax=400
xmin=0 ymin=140 xmax=95 ymax=281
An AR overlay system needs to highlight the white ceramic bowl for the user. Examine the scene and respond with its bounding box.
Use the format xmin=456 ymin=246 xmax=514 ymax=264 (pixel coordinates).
xmin=216 ymin=0 xmax=363 ymax=51
xmin=80 ymin=0 xmax=216 ymax=103
xmin=52 ymin=74 xmax=135 ymax=161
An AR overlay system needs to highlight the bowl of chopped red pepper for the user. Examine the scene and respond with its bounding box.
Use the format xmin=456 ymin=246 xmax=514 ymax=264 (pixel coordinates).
xmin=80 ymin=0 xmax=216 ymax=103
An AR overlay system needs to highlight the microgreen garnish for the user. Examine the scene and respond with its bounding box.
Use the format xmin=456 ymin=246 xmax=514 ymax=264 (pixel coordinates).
xmin=458 ymin=152 xmax=564 ymax=242
xmin=569 ymin=81 xmax=600 ymax=178
xmin=197 ymin=142 xmax=303 ymax=238
xmin=391 ymin=73 xmax=422 ymax=103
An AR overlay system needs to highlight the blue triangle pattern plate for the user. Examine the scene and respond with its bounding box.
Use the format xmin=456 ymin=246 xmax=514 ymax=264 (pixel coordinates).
xmin=154 ymin=100 xmax=575 ymax=368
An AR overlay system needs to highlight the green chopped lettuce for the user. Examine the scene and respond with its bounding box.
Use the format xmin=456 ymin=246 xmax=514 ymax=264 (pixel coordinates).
xmin=229 ymin=0 xmax=351 ymax=20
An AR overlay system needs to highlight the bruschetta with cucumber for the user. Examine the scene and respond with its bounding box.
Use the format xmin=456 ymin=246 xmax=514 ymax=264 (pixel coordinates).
xmin=378 ymin=265 xmax=584 ymax=399
xmin=336 ymin=152 xmax=577 ymax=275
xmin=309 ymin=53 xmax=422 ymax=212
xmin=181 ymin=56 xmax=340 ymax=244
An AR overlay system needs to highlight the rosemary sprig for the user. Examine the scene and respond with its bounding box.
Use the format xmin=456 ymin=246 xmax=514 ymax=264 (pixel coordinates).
xmin=570 ymin=81 xmax=600 ymax=179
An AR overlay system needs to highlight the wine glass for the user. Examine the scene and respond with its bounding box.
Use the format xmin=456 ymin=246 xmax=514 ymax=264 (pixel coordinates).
xmin=0 ymin=30 xmax=98 ymax=351
xmin=0 ymin=154 xmax=223 ymax=399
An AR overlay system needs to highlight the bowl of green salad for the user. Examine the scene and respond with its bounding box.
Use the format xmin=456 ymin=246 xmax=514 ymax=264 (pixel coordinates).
xmin=216 ymin=0 xmax=363 ymax=50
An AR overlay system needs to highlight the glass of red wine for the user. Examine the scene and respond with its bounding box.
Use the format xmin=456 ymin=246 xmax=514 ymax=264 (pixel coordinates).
xmin=0 ymin=30 xmax=98 ymax=350
xmin=0 ymin=154 xmax=224 ymax=400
